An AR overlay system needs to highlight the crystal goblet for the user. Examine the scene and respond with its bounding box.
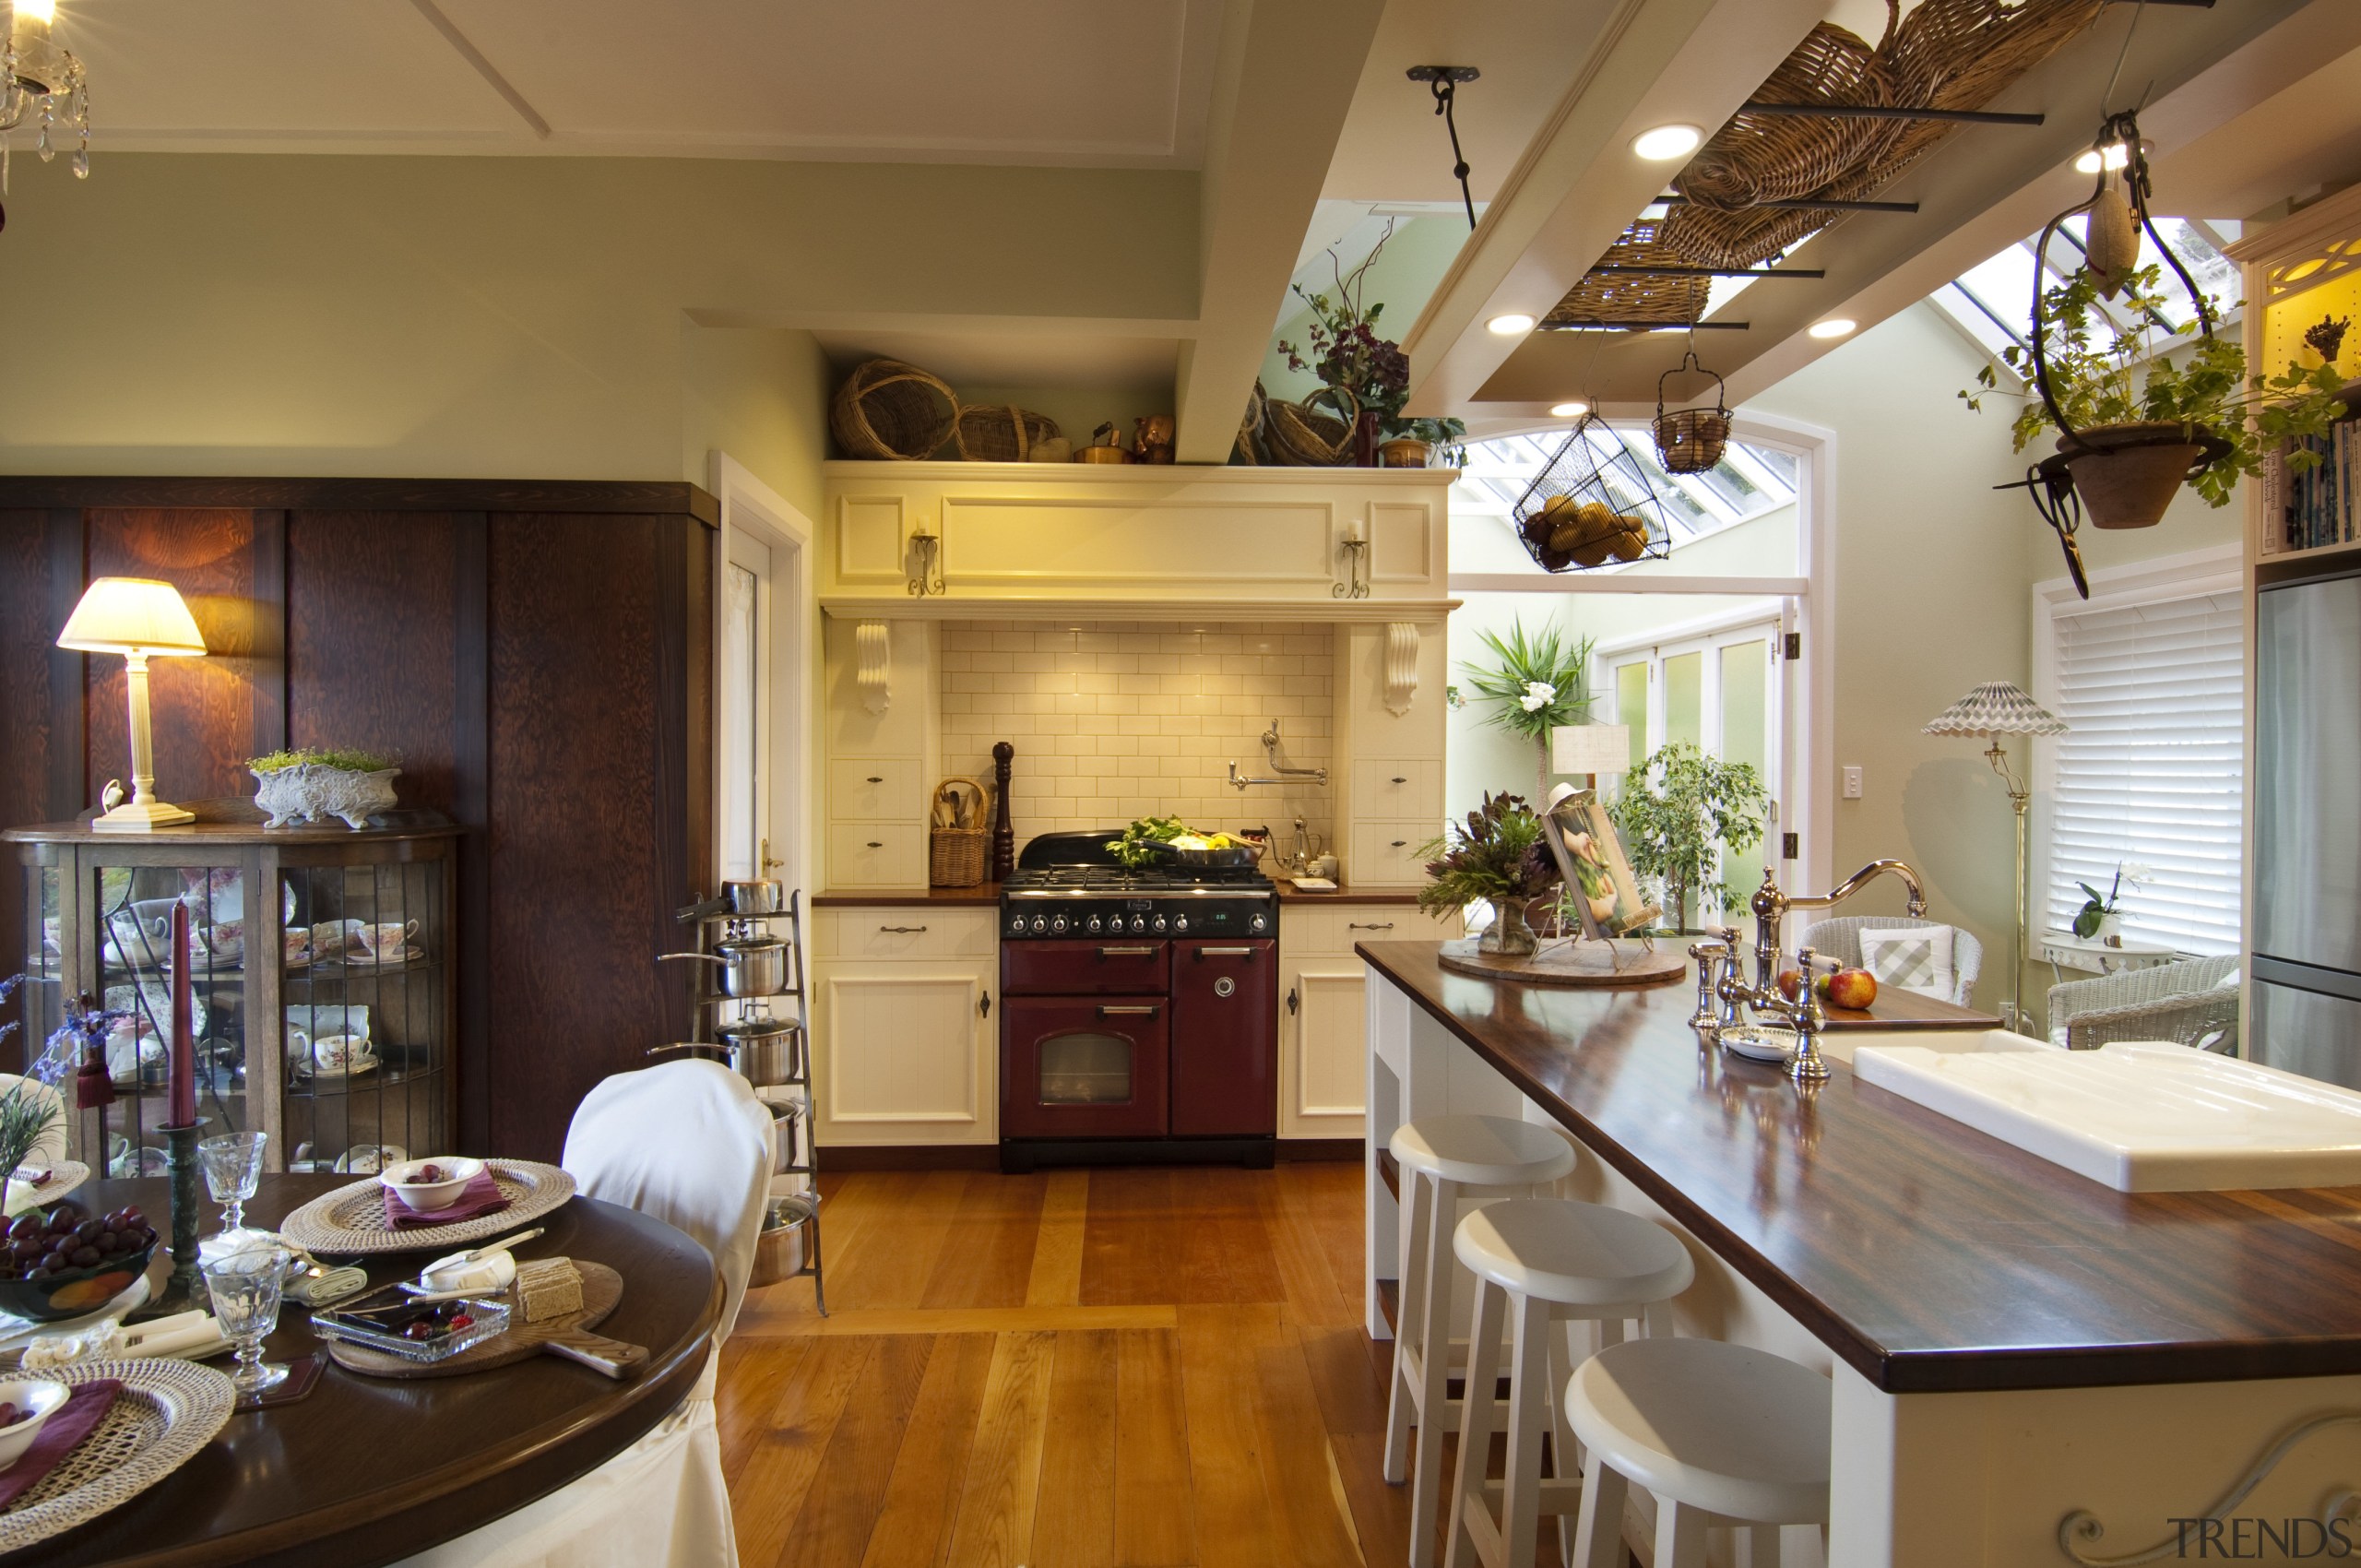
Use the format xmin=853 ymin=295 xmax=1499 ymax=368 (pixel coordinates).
xmin=197 ymin=1131 xmax=268 ymax=1240
xmin=203 ymin=1240 xmax=291 ymax=1395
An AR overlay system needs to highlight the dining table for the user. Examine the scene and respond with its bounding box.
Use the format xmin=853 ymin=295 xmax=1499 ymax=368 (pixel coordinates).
xmin=4 ymin=1172 xmax=721 ymax=1568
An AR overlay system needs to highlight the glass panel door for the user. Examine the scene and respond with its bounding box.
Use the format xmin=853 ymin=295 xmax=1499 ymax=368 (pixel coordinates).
xmin=1038 ymin=1030 xmax=1135 ymax=1105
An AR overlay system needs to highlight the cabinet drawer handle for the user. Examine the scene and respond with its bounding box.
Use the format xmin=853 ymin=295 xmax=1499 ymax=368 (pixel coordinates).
xmin=1097 ymin=945 xmax=1157 ymax=956
xmin=1348 ymin=921 xmax=1395 ymax=932
xmin=1391 ymin=776 xmax=1407 ymax=784
xmin=865 ymin=841 xmax=884 ymax=849
xmin=865 ymin=776 xmax=884 ymax=785
xmin=1390 ymin=840 xmax=1407 ymax=849
xmin=979 ymin=991 xmax=991 ymax=1018
xmin=1098 ymin=1004 xmax=1158 ymax=1017
xmin=878 ymin=924 xmax=927 ymax=934
xmin=1194 ymin=946 xmax=1256 ymax=958
xmin=1287 ymin=986 xmax=1299 ymax=1016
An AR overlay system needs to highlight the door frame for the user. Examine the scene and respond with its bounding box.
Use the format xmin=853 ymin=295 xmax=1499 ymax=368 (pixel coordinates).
xmin=706 ymin=452 xmax=817 ymax=899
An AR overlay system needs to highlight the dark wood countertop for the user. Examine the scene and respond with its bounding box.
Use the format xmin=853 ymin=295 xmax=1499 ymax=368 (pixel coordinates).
xmin=1276 ymin=884 xmax=1426 ymax=905
xmin=813 ymin=885 xmax=1003 ymax=906
xmin=1358 ymin=940 xmax=2361 ymax=1396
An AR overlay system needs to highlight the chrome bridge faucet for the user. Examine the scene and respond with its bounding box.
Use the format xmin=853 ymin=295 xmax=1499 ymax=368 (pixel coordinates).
xmin=1743 ymin=861 xmax=1927 ymax=997
xmin=1711 ymin=940 xmax=1836 ymax=1084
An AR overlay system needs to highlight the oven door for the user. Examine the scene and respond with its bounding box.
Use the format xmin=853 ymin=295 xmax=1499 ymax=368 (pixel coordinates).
xmin=1170 ymin=938 xmax=1277 ymax=1136
xmin=1000 ymin=996 xmax=1170 ymax=1138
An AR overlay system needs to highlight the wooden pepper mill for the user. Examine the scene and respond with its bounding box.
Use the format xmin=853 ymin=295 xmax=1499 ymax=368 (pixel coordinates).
xmin=991 ymin=741 xmax=1015 ymax=882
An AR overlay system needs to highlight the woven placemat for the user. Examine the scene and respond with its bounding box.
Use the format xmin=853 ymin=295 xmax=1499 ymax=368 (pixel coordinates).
xmin=0 ymin=1358 xmax=234 ymax=1553
xmin=279 ymin=1160 xmax=575 ymax=1256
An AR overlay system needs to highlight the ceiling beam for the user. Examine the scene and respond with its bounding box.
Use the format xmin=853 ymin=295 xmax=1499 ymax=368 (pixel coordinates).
xmin=409 ymin=0 xmax=551 ymax=139
xmin=1396 ymin=0 xmax=1827 ymax=421
xmin=1172 ymin=0 xmax=1387 ymax=464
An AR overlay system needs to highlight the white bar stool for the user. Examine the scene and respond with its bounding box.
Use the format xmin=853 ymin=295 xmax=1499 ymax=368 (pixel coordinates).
xmin=1443 ymin=1198 xmax=1694 ymax=1568
xmin=1567 ymin=1337 xmax=1832 ymax=1568
xmin=1384 ymin=1115 xmax=1578 ymax=1568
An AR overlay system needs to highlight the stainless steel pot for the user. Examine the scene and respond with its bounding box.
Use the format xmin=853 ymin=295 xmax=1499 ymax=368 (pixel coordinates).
xmin=647 ymin=1018 xmax=801 ymax=1088
xmin=656 ymin=934 xmax=786 ymax=997
xmin=673 ymin=879 xmax=787 ymax=921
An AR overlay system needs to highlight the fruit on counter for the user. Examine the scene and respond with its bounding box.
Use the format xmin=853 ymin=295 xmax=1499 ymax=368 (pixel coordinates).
xmin=0 ymin=1199 xmax=155 ymax=1283
xmin=1775 ymin=969 xmax=1803 ymax=1002
xmin=406 ymin=1163 xmax=448 ymax=1185
xmin=1824 ymin=968 xmax=1878 ymax=1010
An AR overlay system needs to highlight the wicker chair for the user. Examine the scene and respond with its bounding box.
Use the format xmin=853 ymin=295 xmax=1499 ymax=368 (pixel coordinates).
xmin=2045 ymin=954 xmax=2241 ymax=1053
xmin=1798 ymin=915 xmax=1983 ymax=1008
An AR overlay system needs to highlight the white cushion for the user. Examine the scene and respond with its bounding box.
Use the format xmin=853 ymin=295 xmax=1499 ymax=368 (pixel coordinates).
xmin=1857 ymin=924 xmax=1956 ymax=1002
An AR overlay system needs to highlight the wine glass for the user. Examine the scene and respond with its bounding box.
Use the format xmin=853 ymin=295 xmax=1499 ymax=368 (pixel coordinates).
xmin=197 ymin=1132 xmax=268 ymax=1242
xmin=203 ymin=1241 xmax=291 ymax=1395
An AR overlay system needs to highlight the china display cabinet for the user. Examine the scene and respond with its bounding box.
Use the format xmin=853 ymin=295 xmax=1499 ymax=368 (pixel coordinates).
xmin=6 ymin=814 xmax=460 ymax=1176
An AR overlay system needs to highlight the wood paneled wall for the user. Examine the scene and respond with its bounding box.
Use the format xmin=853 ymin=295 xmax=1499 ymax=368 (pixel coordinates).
xmin=0 ymin=480 xmax=717 ymax=1160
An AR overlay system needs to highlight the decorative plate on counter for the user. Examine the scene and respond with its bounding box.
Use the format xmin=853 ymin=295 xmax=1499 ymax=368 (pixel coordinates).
xmin=0 ymin=1358 xmax=236 ymax=1554
xmin=279 ymin=1159 xmax=575 ymax=1254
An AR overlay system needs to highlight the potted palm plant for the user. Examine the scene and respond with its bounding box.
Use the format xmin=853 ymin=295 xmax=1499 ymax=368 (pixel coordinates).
xmin=1460 ymin=619 xmax=1595 ymax=798
xmin=1606 ymin=741 xmax=1768 ymax=934
xmin=1965 ymin=263 xmax=2348 ymax=529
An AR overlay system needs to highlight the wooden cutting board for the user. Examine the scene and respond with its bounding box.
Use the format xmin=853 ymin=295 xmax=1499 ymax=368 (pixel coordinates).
xmin=323 ymin=1261 xmax=647 ymax=1381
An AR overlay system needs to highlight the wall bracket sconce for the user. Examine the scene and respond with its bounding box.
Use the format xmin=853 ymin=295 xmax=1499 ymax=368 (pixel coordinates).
xmin=906 ymin=523 xmax=943 ymax=598
xmin=1334 ymin=519 xmax=1370 ymax=600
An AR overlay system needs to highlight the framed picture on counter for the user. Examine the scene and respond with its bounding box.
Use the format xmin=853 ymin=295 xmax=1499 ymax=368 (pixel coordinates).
xmin=1542 ymin=784 xmax=1658 ymax=942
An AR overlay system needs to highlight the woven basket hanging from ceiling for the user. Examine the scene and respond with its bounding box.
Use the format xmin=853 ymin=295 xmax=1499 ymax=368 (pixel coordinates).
xmin=1660 ymin=0 xmax=2104 ymax=273
xmin=1544 ymin=214 xmax=1710 ymax=330
xmin=1510 ymin=414 xmax=1676 ymax=573
xmin=830 ymin=358 xmax=959 ymax=460
xmin=954 ymin=405 xmax=1061 ymax=462
xmin=1653 ymin=351 xmax=1730 ymax=475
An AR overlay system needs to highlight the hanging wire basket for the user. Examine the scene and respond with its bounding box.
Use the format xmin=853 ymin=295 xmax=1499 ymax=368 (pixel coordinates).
xmin=1510 ymin=416 xmax=1677 ymax=572
xmin=1653 ymin=351 xmax=1732 ymax=474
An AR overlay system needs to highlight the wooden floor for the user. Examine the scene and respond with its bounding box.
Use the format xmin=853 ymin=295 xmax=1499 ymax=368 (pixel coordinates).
xmin=720 ymin=1161 xmax=1574 ymax=1568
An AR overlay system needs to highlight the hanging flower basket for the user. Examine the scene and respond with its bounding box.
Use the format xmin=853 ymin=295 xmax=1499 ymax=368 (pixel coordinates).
xmin=2055 ymin=422 xmax=2227 ymax=530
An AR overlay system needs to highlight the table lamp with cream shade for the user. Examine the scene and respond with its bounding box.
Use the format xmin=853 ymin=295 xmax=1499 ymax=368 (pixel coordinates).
xmin=1551 ymin=723 xmax=1632 ymax=788
xmin=57 ymin=576 xmax=209 ymax=831
xmin=1923 ymin=680 xmax=2068 ymax=1033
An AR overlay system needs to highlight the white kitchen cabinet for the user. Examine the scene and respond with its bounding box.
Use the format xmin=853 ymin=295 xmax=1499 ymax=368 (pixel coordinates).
xmin=1347 ymin=820 xmax=1435 ymax=889
xmin=1278 ymin=903 xmax=1457 ymax=1141
xmin=822 ymin=617 xmax=939 ymax=889
xmin=812 ymin=906 xmax=998 ymax=1147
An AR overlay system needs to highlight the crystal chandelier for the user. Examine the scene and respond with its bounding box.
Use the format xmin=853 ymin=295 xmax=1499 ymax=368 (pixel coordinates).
xmin=2 ymin=0 xmax=90 ymax=188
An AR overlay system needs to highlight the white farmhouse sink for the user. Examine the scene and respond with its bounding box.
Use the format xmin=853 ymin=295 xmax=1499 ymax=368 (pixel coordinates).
xmin=1849 ymin=1036 xmax=2361 ymax=1193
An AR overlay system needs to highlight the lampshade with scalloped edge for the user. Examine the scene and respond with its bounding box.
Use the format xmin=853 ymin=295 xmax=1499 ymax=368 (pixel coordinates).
xmin=1922 ymin=681 xmax=2067 ymax=737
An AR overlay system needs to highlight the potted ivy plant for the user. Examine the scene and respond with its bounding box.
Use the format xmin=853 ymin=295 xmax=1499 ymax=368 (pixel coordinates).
xmin=248 ymin=747 xmax=401 ymax=831
xmin=1964 ymin=262 xmax=2348 ymax=529
xmin=1460 ymin=619 xmax=1595 ymax=798
xmin=1606 ymin=741 xmax=1767 ymax=934
xmin=1415 ymin=793 xmax=1560 ymax=957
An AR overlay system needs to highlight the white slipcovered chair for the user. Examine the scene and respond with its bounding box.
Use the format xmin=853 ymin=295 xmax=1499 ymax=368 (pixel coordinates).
xmin=1799 ymin=915 xmax=1984 ymax=1008
xmin=393 ymin=1059 xmax=774 ymax=1568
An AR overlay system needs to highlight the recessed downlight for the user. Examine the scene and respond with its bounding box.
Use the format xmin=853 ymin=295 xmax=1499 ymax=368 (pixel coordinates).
xmin=1809 ymin=318 xmax=1858 ymax=340
xmin=1631 ymin=124 xmax=1703 ymax=162
xmin=1549 ymin=400 xmax=1590 ymax=418
xmin=1488 ymin=313 xmax=1537 ymax=336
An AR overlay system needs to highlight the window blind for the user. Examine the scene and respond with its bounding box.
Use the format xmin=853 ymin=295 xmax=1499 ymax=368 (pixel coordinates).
xmin=2046 ymin=588 xmax=2243 ymax=955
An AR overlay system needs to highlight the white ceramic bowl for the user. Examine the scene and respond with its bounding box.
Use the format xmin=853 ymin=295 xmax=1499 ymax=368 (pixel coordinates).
xmin=377 ymin=1157 xmax=486 ymax=1215
xmin=0 ymin=1379 xmax=71 ymax=1472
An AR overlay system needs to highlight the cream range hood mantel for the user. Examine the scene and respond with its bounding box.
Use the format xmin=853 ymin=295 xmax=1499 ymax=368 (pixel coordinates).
xmin=818 ymin=460 xmax=1455 ymax=618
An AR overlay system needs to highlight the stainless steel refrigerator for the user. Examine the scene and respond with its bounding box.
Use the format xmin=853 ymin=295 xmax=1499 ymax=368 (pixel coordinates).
xmin=2251 ymin=569 xmax=2361 ymax=1087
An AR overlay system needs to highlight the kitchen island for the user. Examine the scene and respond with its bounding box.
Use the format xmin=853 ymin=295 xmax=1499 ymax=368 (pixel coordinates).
xmin=1360 ymin=941 xmax=2361 ymax=1567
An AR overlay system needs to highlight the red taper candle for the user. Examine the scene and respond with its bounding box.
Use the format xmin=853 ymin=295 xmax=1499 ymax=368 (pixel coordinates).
xmin=170 ymin=902 xmax=196 ymax=1127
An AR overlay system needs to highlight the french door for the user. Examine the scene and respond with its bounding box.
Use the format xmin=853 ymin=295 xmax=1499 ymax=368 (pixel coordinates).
xmin=1592 ymin=604 xmax=1792 ymax=924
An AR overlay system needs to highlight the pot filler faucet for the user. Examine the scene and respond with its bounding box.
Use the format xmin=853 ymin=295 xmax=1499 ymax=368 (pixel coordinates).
xmin=1695 ymin=860 xmax=1928 ymax=1085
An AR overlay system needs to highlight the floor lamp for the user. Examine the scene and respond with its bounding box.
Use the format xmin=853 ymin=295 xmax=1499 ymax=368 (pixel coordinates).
xmin=1923 ymin=681 xmax=2069 ymax=1033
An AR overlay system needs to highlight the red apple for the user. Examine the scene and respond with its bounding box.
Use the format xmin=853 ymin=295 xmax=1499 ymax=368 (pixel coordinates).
xmin=1824 ymin=968 xmax=1878 ymax=1011
xmin=1775 ymin=969 xmax=1804 ymax=1002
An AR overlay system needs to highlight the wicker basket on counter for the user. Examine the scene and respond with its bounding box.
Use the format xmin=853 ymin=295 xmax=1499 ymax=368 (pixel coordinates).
xmin=930 ymin=777 xmax=991 ymax=887
xmin=1264 ymin=386 xmax=1358 ymax=467
xmin=831 ymin=358 xmax=959 ymax=460
xmin=954 ymin=404 xmax=1062 ymax=462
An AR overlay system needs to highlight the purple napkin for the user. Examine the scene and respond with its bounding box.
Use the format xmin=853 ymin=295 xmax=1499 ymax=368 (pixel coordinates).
xmin=0 ymin=1379 xmax=122 ymax=1509
xmin=383 ymin=1171 xmax=510 ymax=1229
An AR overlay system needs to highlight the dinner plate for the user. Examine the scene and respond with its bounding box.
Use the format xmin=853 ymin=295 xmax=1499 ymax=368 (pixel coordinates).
xmin=279 ymin=1159 xmax=575 ymax=1255
xmin=0 ymin=1358 xmax=235 ymax=1554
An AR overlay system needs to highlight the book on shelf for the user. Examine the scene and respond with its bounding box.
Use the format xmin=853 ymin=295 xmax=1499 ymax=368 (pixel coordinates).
xmin=2271 ymin=429 xmax=2358 ymax=553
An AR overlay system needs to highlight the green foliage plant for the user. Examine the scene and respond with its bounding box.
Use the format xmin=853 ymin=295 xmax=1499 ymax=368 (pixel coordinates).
xmin=248 ymin=746 xmax=397 ymax=775
xmin=1607 ymin=741 xmax=1768 ymax=933
xmin=1460 ymin=618 xmax=1595 ymax=797
xmin=1415 ymin=793 xmax=1560 ymax=922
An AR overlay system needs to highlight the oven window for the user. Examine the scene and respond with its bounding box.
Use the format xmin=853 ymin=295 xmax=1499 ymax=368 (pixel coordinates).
xmin=1038 ymin=1031 xmax=1135 ymax=1105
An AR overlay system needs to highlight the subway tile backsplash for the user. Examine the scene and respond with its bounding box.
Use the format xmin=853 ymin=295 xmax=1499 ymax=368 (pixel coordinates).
xmin=939 ymin=622 xmax=1335 ymax=849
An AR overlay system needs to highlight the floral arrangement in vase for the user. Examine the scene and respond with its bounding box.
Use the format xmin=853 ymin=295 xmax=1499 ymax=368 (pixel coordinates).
xmin=1278 ymin=221 xmax=1466 ymax=466
xmin=2073 ymin=861 xmax=2151 ymax=944
xmin=248 ymin=747 xmax=401 ymax=831
xmin=1416 ymin=793 xmax=1561 ymax=957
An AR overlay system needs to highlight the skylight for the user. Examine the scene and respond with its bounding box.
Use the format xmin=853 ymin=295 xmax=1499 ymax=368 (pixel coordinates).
xmin=1449 ymin=427 xmax=1798 ymax=564
xmin=1928 ymin=217 xmax=2244 ymax=367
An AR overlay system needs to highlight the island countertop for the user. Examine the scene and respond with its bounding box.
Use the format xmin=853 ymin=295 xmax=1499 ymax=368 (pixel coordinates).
xmin=1358 ymin=940 xmax=2361 ymax=1395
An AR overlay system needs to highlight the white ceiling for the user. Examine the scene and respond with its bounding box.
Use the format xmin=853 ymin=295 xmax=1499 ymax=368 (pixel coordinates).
xmin=61 ymin=0 xmax=1227 ymax=165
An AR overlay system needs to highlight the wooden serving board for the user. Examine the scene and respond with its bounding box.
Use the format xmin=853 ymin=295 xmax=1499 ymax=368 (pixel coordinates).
xmin=324 ymin=1262 xmax=646 ymax=1381
xmin=1437 ymin=937 xmax=1687 ymax=988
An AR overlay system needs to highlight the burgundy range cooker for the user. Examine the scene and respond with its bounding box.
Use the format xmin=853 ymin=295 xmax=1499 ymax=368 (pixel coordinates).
xmin=998 ymin=830 xmax=1278 ymax=1171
